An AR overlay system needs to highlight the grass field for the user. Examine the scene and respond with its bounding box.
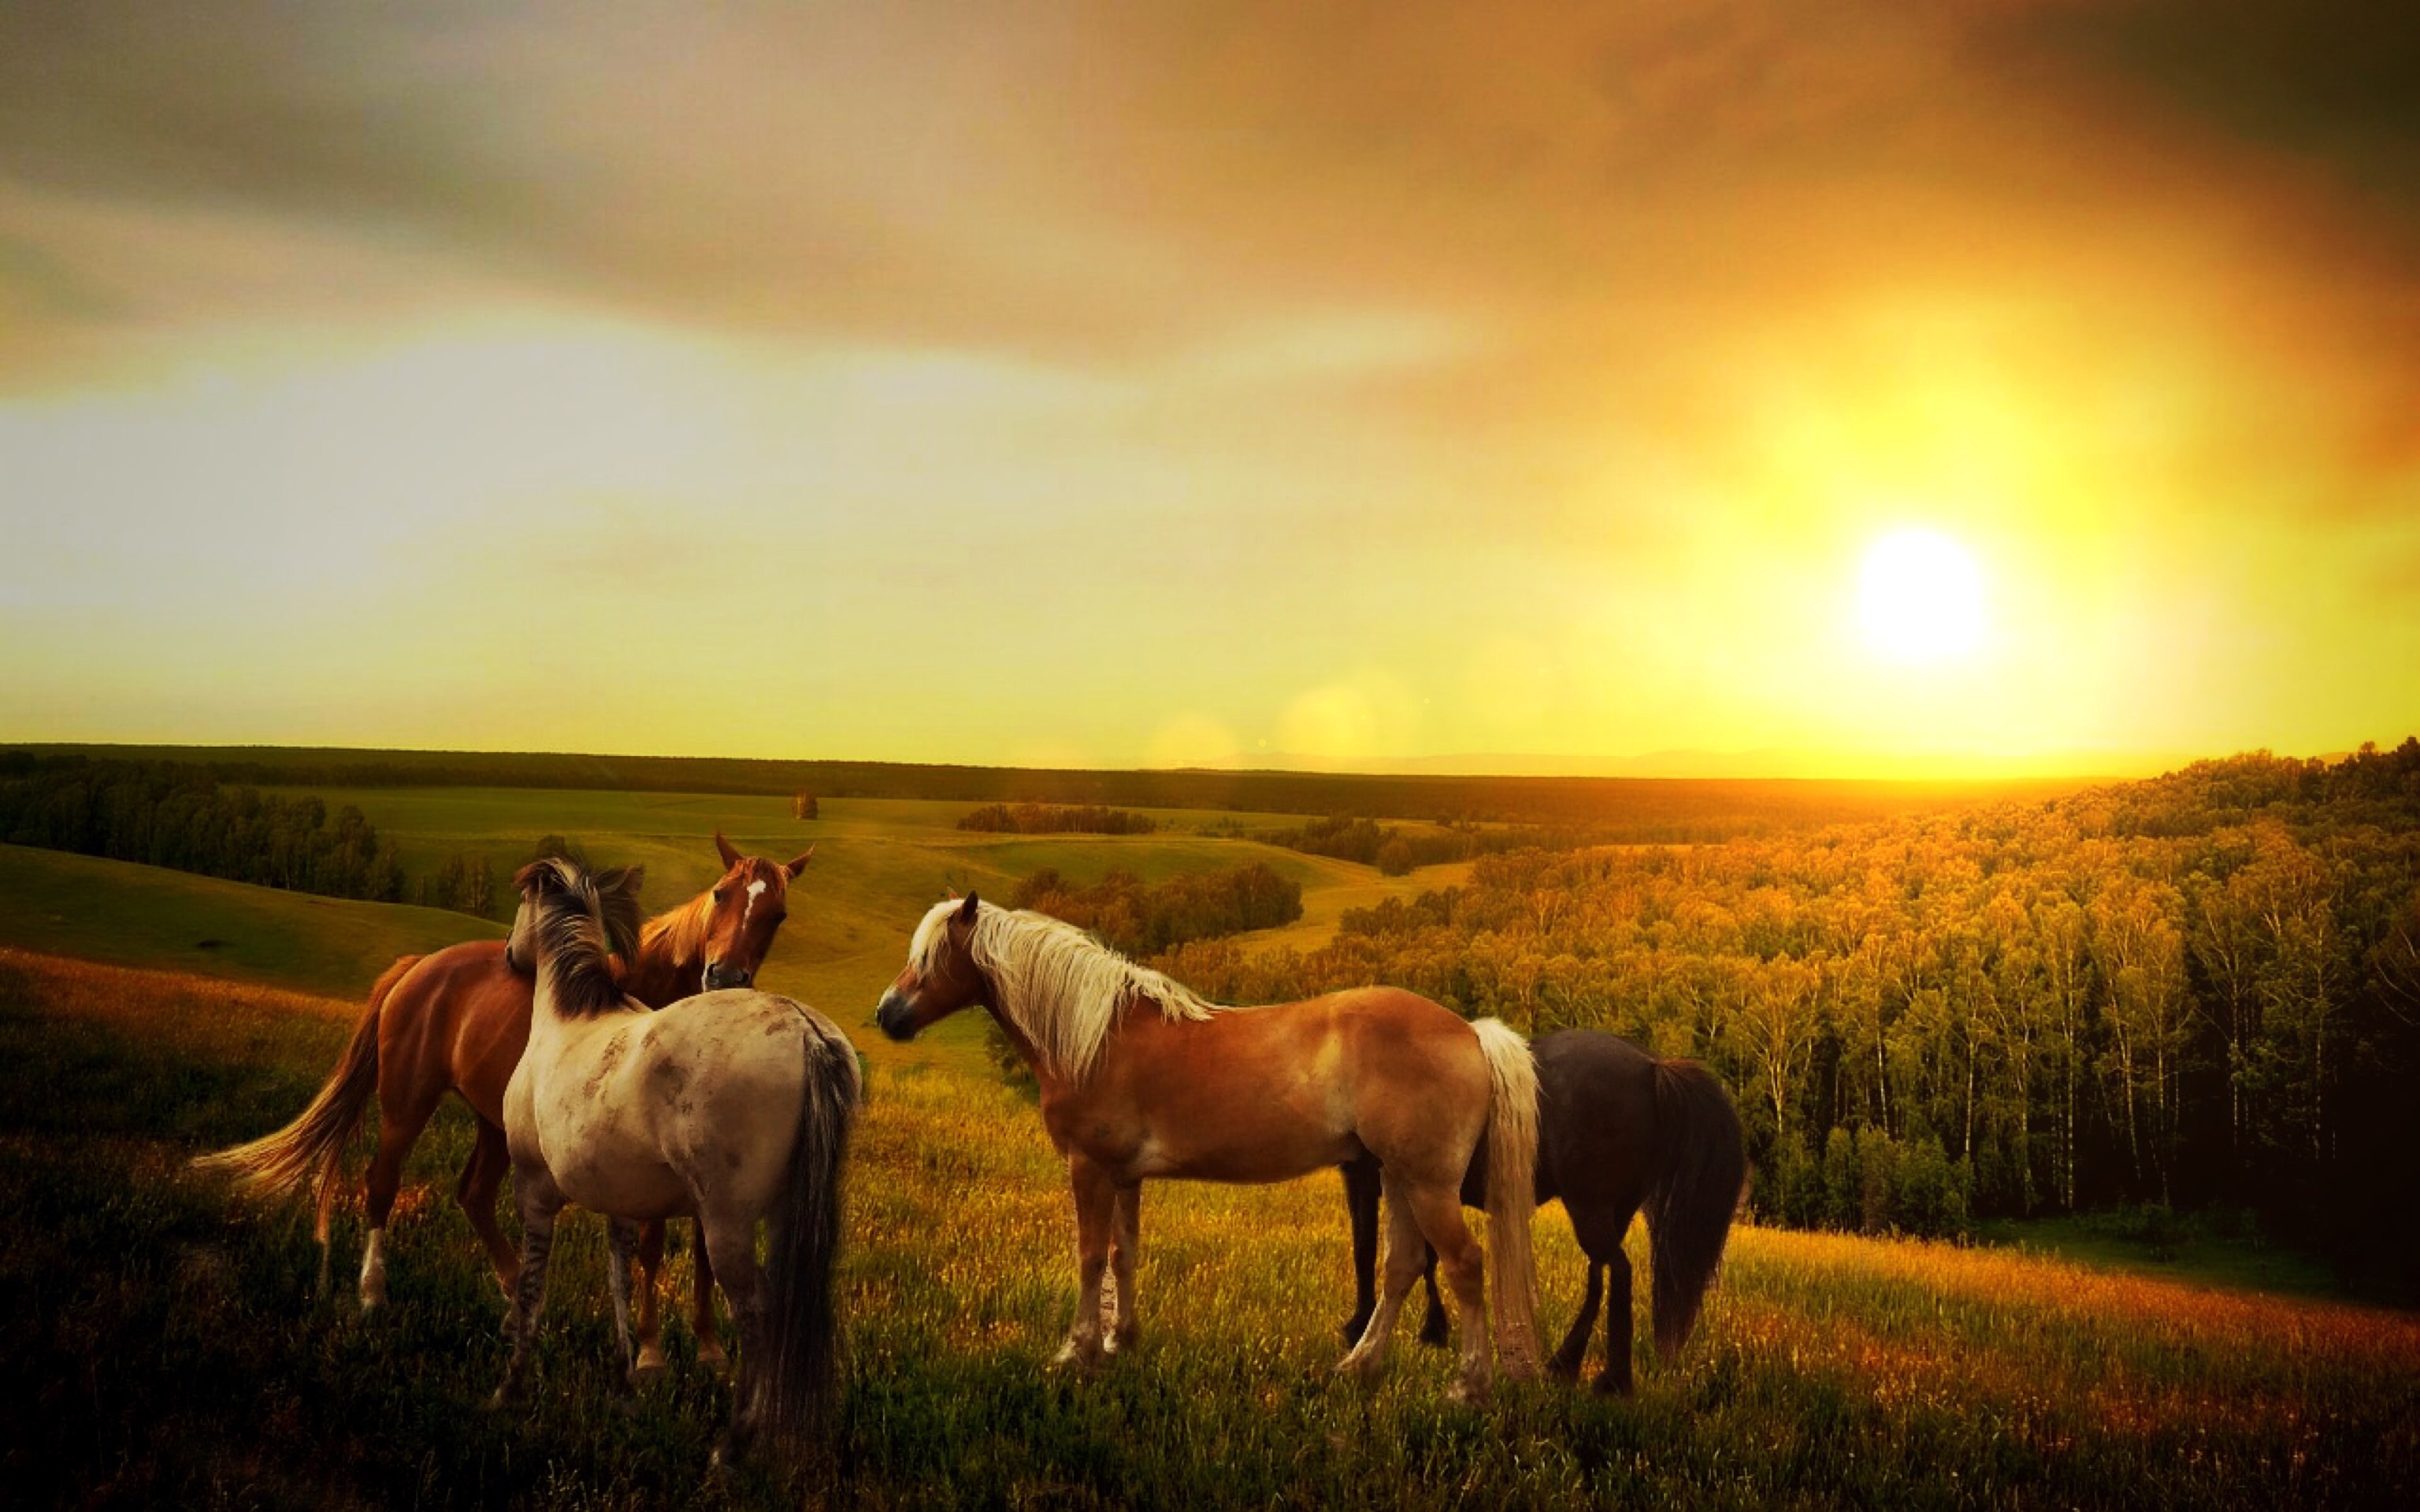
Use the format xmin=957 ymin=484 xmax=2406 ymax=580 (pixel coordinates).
xmin=3 ymin=802 xmax=2415 ymax=1508
xmin=4 ymin=943 xmax=2414 ymax=1510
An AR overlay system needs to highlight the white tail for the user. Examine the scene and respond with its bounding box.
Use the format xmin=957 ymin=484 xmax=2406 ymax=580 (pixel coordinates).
xmin=1471 ymin=1017 xmax=1541 ymax=1377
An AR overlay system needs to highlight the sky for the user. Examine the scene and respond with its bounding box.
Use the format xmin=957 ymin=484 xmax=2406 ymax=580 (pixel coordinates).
xmin=2 ymin=2 xmax=2415 ymax=777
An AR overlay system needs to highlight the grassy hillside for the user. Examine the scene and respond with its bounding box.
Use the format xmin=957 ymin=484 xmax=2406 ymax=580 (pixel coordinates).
xmin=2 ymin=945 xmax=2413 ymax=1509
xmin=0 ymin=842 xmax=501 ymax=999
xmin=223 ymin=790 xmax=1461 ymax=1008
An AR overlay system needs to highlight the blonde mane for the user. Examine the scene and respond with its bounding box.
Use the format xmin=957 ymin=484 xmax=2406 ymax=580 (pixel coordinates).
xmin=637 ymin=890 xmax=714 ymax=969
xmin=911 ymin=899 xmax=1219 ymax=1084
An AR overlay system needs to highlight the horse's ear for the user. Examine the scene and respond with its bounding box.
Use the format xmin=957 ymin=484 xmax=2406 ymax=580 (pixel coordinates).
xmin=784 ymin=845 xmax=815 ymax=878
xmin=600 ymin=864 xmax=647 ymax=901
xmin=714 ymin=831 xmax=743 ymax=870
xmin=512 ymin=859 xmax=549 ymax=894
xmin=958 ymin=891 xmax=979 ymax=925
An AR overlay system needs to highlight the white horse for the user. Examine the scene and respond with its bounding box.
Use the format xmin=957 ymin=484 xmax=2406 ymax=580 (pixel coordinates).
xmin=492 ymin=856 xmax=861 ymax=1463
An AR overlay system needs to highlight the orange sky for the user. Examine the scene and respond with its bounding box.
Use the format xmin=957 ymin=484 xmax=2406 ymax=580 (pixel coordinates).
xmin=2 ymin=3 xmax=2414 ymax=776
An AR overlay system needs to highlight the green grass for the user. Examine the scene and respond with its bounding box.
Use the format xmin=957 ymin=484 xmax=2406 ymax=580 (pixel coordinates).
xmin=6 ymin=797 xmax=2416 ymax=1506
xmin=231 ymin=788 xmax=1453 ymax=1014
xmin=1976 ymin=1211 xmax=2351 ymax=1305
xmin=0 ymin=843 xmax=501 ymax=999
xmin=3 ymin=945 xmax=2414 ymax=1510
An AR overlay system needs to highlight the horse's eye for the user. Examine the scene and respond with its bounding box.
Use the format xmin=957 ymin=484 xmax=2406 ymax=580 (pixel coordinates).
xmin=713 ymin=888 xmax=728 ymax=903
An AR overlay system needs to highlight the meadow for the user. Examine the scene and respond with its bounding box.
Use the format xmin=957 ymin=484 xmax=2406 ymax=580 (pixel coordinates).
xmin=2 ymin=794 xmax=2414 ymax=1508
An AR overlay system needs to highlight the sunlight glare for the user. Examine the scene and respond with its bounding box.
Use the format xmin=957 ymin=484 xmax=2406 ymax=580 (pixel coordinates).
xmin=1858 ymin=528 xmax=1984 ymax=665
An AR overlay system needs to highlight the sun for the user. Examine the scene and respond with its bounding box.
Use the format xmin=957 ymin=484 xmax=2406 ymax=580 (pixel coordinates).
xmin=1858 ymin=528 xmax=1984 ymax=665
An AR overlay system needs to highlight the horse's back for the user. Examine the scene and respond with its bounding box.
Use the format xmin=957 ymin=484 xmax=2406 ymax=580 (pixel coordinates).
xmin=1531 ymin=1029 xmax=1661 ymax=1210
xmin=600 ymin=989 xmax=850 ymax=1217
xmin=375 ymin=939 xmax=532 ymax=1125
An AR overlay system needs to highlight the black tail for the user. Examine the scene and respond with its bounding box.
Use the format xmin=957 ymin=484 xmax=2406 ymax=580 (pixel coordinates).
xmin=758 ymin=1018 xmax=862 ymax=1444
xmin=1645 ymin=1058 xmax=1746 ymax=1359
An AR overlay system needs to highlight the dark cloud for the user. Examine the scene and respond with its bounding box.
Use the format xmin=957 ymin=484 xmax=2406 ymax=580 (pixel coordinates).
xmin=2006 ymin=0 xmax=2420 ymax=213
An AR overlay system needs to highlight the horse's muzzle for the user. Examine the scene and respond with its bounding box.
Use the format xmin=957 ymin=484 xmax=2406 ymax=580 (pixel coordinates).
xmin=703 ymin=962 xmax=753 ymax=991
xmin=874 ymin=991 xmax=919 ymax=1042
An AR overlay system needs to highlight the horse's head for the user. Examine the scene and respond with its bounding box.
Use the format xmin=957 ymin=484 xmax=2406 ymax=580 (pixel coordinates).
xmin=875 ymin=892 xmax=986 ymax=1041
xmin=696 ymin=831 xmax=815 ymax=992
xmin=505 ymin=854 xmax=647 ymax=995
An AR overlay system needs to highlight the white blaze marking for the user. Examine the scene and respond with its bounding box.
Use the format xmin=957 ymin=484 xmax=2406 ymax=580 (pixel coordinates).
xmin=744 ymin=877 xmax=768 ymax=924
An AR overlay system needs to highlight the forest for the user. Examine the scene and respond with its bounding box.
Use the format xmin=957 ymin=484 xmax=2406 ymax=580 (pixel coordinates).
xmin=1006 ymin=862 xmax=1304 ymax=958
xmin=957 ymin=802 xmax=1159 ymax=835
xmin=0 ymin=758 xmax=406 ymax=902
xmin=1264 ymin=813 xmax=1579 ymax=874
xmin=6 ymin=745 xmax=2069 ymax=836
xmin=1156 ymin=743 xmax=2420 ymax=1295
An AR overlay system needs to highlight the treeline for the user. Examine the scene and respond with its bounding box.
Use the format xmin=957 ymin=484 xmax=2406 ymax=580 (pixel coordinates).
xmin=1264 ymin=815 xmax=1579 ymax=875
xmin=1152 ymin=741 xmax=2420 ymax=1293
xmin=1008 ymin=862 xmax=1303 ymax=958
xmin=959 ymin=803 xmax=1158 ymax=836
xmin=2 ymin=743 xmax=2077 ymax=834
xmin=0 ymin=757 xmax=406 ymax=902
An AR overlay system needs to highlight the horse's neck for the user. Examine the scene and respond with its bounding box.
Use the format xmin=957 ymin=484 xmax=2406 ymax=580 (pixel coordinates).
xmin=625 ymin=898 xmax=708 ymax=1005
xmin=528 ymin=965 xmax=629 ymax=1053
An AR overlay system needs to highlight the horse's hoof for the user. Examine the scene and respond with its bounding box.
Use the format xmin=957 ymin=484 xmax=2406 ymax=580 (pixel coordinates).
xmin=629 ymin=1359 xmax=667 ymax=1389
xmin=1417 ymin=1319 xmax=1452 ymax=1351
xmin=1590 ymin=1372 xmax=1635 ymax=1398
xmin=1050 ymin=1339 xmax=1104 ymax=1374
xmin=1104 ymin=1329 xmax=1141 ymax=1358
xmin=1546 ymin=1354 xmax=1584 ymax=1384
xmin=696 ymin=1343 xmax=732 ymax=1380
xmin=1445 ymin=1377 xmax=1491 ymax=1408
xmin=1335 ymin=1350 xmax=1386 ymax=1386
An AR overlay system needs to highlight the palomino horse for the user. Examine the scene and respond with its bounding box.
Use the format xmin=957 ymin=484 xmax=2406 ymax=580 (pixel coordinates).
xmin=1340 ymin=1028 xmax=1746 ymax=1394
xmin=196 ymin=833 xmax=811 ymax=1379
xmin=874 ymin=893 xmax=1545 ymax=1403
xmin=492 ymin=857 xmax=859 ymax=1464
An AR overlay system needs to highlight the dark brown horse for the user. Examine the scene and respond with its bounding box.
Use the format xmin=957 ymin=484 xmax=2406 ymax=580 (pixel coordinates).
xmin=197 ymin=832 xmax=811 ymax=1378
xmin=1340 ymin=1028 xmax=1746 ymax=1395
xmin=876 ymin=894 xmax=1545 ymax=1403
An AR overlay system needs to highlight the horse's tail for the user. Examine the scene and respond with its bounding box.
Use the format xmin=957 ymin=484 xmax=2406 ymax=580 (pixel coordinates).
xmin=1643 ymin=1057 xmax=1746 ymax=1360
xmin=758 ymin=1011 xmax=863 ymax=1445
xmin=1471 ymin=1017 xmax=1542 ymax=1377
xmin=192 ymin=954 xmax=415 ymax=1248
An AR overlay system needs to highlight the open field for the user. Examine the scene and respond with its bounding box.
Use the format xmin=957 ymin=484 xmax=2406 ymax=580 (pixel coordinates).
xmin=4 ymin=941 xmax=2414 ymax=1510
xmin=232 ymin=788 xmax=1464 ymax=994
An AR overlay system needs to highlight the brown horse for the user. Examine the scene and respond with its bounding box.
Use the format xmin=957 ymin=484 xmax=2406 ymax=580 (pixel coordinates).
xmin=874 ymin=893 xmax=1544 ymax=1403
xmin=197 ymin=832 xmax=812 ymax=1378
xmin=1339 ymin=1028 xmax=1746 ymax=1395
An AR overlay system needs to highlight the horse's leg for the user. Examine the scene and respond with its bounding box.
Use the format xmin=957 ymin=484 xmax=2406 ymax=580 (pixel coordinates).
xmin=690 ymin=1222 xmax=727 ymax=1377
xmin=1052 ymin=1154 xmax=1115 ymax=1372
xmin=454 ymin=1117 xmax=518 ymax=1302
xmin=1337 ymin=1172 xmax=1427 ymax=1384
xmin=1416 ymin=1244 xmax=1450 ymax=1348
xmin=1548 ymin=1260 xmax=1604 ymax=1383
xmin=1340 ymin=1159 xmax=1380 ymax=1343
xmin=629 ymin=1220 xmax=668 ymax=1384
xmin=1577 ymin=1205 xmax=1639 ymax=1397
xmin=1105 ymin=1180 xmax=1142 ymax=1356
xmin=700 ymin=1208 xmax=766 ymax=1466
xmin=358 ymin=1077 xmax=444 ymax=1314
xmin=488 ymin=1170 xmax=563 ymax=1410
xmin=607 ymin=1217 xmax=642 ymax=1382
xmin=1403 ymin=1180 xmax=1492 ymax=1405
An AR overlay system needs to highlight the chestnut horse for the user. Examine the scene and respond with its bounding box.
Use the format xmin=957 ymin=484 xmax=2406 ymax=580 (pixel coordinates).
xmin=197 ymin=832 xmax=811 ymax=1377
xmin=1339 ymin=1028 xmax=1746 ymax=1394
xmin=874 ymin=893 xmax=1544 ymax=1403
xmin=492 ymin=856 xmax=860 ymax=1466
